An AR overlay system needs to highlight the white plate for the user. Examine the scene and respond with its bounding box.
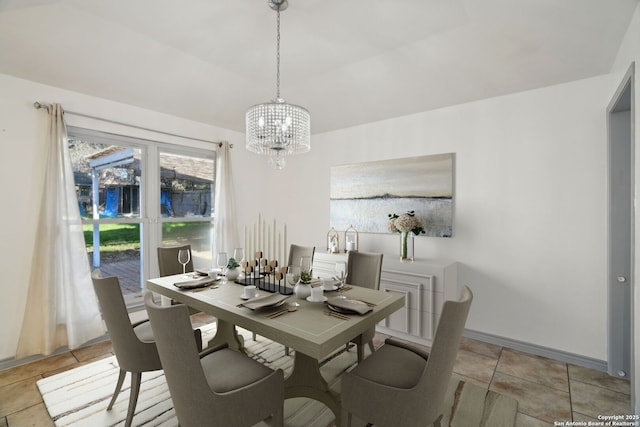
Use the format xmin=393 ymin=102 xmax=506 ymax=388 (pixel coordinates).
xmin=240 ymin=293 xmax=258 ymax=300
xmin=306 ymin=296 xmax=328 ymax=303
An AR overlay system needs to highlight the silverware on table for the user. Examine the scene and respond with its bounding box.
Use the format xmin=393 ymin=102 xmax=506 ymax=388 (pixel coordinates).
xmin=267 ymin=306 xmax=297 ymax=319
xmin=267 ymin=308 xmax=288 ymax=318
xmin=324 ymin=310 xmax=350 ymax=320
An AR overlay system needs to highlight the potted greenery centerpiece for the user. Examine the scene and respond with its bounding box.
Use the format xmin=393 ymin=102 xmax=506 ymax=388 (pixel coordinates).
xmin=226 ymin=257 xmax=241 ymax=281
xmin=294 ymin=270 xmax=313 ymax=299
xmin=388 ymin=210 xmax=426 ymax=261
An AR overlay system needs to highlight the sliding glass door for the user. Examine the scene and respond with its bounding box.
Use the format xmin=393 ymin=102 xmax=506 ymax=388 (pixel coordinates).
xmin=68 ymin=128 xmax=216 ymax=307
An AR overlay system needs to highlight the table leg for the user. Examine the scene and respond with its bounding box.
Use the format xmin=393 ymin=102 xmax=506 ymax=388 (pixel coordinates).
xmin=206 ymin=319 xmax=246 ymax=354
xmin=284 ymin=351 xmax=341 ymax=425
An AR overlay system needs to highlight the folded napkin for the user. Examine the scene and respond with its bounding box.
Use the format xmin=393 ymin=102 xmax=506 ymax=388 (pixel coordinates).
xmin=326 ymin=297 xmax=372 ymax=315
xmin=239 ymin=293 xmax=289 ymax=310
xmin=195 ymin=269 xmax=215 ymax=276
xmin=322 ymin=279 xmax=342 ymax=290
xmin=173 ymin=277 xmax=218 ymax=289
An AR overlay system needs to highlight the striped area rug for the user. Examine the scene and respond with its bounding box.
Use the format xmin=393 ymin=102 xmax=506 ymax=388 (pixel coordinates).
xmin=37 ymin=324 xmax=517 ymax=426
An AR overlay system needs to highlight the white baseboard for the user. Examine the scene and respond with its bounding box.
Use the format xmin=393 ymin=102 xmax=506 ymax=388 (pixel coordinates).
xmin=377 ymin=325 xmax=608 ymax=372
xmin=464 ymin=329 xmax=608 ymax=372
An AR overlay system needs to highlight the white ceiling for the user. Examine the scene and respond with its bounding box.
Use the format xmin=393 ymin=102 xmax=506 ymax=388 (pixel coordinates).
xmin=0 ymin=0 xmax=637 ymax=133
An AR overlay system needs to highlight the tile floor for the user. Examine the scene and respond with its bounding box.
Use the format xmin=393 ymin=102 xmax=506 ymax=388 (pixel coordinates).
xmin=0 ymin=314 xmax=632 ymax=427
xmin=453 ymin=336 xmax=631 ymax=426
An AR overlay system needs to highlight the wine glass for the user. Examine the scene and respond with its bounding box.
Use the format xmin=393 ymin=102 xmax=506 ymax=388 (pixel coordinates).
xmin=233 ymin=248 xmax=245 ymax=263
xmin=216 ymin=252 xmax=228 ymax=279
xmin=335 ymin=262 xmax=346 ymax=286
xmin=286 ymin=265 xmax=301 ymax=288
xmin=299 ymin=256 xmax=311 ymax=274
xmin=177 ymin=249 xmax=191 ymax=275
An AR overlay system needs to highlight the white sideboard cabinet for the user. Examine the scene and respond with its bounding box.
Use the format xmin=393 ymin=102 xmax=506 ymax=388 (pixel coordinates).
xmin=313 ymin=252 xmax=458 ymax=346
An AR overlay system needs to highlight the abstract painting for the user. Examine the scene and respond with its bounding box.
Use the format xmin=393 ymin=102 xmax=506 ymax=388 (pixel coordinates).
xmin=330 ymin=153 xmax=454 ymax=237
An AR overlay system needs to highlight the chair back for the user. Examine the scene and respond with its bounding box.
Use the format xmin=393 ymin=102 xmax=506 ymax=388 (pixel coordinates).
xmin=91 ymin=272 xmax=161 ymax=371
xmin=346 ymin=252 xmax=383 ymax=290
xmin=144 ymin=292 xmax=216 ymax=424
xmin=288 ymin=244 xmax=315 ymax=270
xmin=421 ymin=286 xmax=473 ymax=421
xmin=158 ymin=244 xmax=194 ymax=276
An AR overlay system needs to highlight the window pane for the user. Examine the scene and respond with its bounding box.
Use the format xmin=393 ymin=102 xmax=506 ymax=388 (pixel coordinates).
xmin=69 ymin=139 xmax=142 ymax=219
xmin=160 ymin=152 xmax=214 ymax=218
xmin=162 ymin=221 xmax=213 ymax=270
xmin=70 ymin=137 xmax=144 ymax=296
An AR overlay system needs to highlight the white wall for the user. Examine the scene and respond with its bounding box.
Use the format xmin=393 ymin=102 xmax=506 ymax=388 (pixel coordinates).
xmin=249 ymin=76 xmax=614 ymax=361
xmin=610 ymin=1 xmax=640 ymax=413
xmin=0 ymin=59 xmax=626 ymax=364
xmin=0 ymin=73 xmax=248 ymax=360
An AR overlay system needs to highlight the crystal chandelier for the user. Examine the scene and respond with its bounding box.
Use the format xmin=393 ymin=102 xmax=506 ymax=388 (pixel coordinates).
xmin=246 ymin=0 xmax=311 ymax=170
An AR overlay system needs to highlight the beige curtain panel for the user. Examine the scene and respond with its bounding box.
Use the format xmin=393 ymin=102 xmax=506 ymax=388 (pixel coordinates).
xmin=213 ymin=141 xmax=239 ymax=256
xmin=16 ymin=103 xmax=104 ymax=358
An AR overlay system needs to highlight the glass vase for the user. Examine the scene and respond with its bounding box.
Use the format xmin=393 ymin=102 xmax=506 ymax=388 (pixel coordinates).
xmin=400 ymin=231 xmax=415 ymax=261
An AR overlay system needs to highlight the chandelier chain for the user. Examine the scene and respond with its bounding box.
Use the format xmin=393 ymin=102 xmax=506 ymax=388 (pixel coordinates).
xmin=276 ymin=8 xmax=281 ymax=99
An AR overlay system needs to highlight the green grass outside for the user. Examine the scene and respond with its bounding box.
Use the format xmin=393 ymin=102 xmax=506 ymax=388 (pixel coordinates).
xmin=83 ymin=222 xmax=211 ymax=259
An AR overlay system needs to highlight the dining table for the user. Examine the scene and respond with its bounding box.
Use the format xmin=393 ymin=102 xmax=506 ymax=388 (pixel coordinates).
xmin=145 ymin=274 xmax=405 ymax=424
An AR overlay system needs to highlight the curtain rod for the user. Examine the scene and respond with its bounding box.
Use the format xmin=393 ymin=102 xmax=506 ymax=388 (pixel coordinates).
xmin=33 ymin=102 xmax=232 ymax=148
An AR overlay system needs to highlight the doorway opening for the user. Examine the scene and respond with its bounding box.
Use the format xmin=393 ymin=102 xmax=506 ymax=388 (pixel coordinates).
xmin=607 ymin=63 xmax=635 ymax=389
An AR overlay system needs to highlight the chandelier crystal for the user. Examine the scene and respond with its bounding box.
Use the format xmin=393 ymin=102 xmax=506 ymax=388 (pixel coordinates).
xmin=245 ymin=0 xmax=310 ymax=170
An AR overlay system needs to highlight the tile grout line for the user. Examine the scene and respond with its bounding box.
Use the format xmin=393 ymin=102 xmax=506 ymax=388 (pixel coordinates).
xmin=487 ymin=346 xmax=550 ymax=424
xmin=490 ymin=366 xmax=572 ymax=423
xmin=570 ymin=378 xmax=632 ymax=396
xmin=490 ymin=370 xmax=571 ymax=395
xmin=567 ymin=362 xmax=575 ymax=421
xmin=492 ymin=357 xmax=573 ymax=394
xmin=487 ymin=345 xmax=503 ymax=389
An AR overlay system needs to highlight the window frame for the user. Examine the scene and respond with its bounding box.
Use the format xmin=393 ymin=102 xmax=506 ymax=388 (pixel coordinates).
xmin=67 ymin=126 xmax=217 ymax=308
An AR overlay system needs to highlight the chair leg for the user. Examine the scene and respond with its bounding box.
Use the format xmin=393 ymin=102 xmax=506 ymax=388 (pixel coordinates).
xmin=107 ymin=369 xmax=126 ymax=410
xmin=125 ymin=372 xmax=142 ymax=427
xmin=252 ymin=332 xmax=257 ymax=341
xmin=345 ymin=343 xmax=350 ymax=352
xmin=433 ymin=414 xmax=443 ymax=427
xmin=368 ymin=340 xmax=375 ymax=354
xmin=284 ymin=346 xmax=290 ymax=356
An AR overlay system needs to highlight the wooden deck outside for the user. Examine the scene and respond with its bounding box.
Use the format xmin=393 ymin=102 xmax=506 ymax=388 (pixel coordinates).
xmin=96 ymin=258 xmax=141 ymax=295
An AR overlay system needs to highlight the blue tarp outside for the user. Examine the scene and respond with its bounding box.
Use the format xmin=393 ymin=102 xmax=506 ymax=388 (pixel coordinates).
xmin=102 ymin=187 xmax=119 ymax=217
xmin=161 ymin=190 xmax=174 ymax=217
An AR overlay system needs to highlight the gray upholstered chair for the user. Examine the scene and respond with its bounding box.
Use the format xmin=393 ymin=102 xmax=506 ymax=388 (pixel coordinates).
xmin=340 ymin=286 xmax=473 ymax=427
xmin=158 ymin=244 xmax=200 ymax=314
xmin=345 ymin=251 xmax=383 ymax=362
xmin=253 ymin=244 xmax=315 ymax=344
xmin=157 ymin=244 xmax=194 ymax=276
xmin=91 ymin=271 xmax=202 ymax=427
xmin=276 ymin=243 xmax=315 ymax=353
xmin=144 ymin=292 xmax=284 ymax=427
xmin=288 ymin=244 xmax=315 ymax=273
